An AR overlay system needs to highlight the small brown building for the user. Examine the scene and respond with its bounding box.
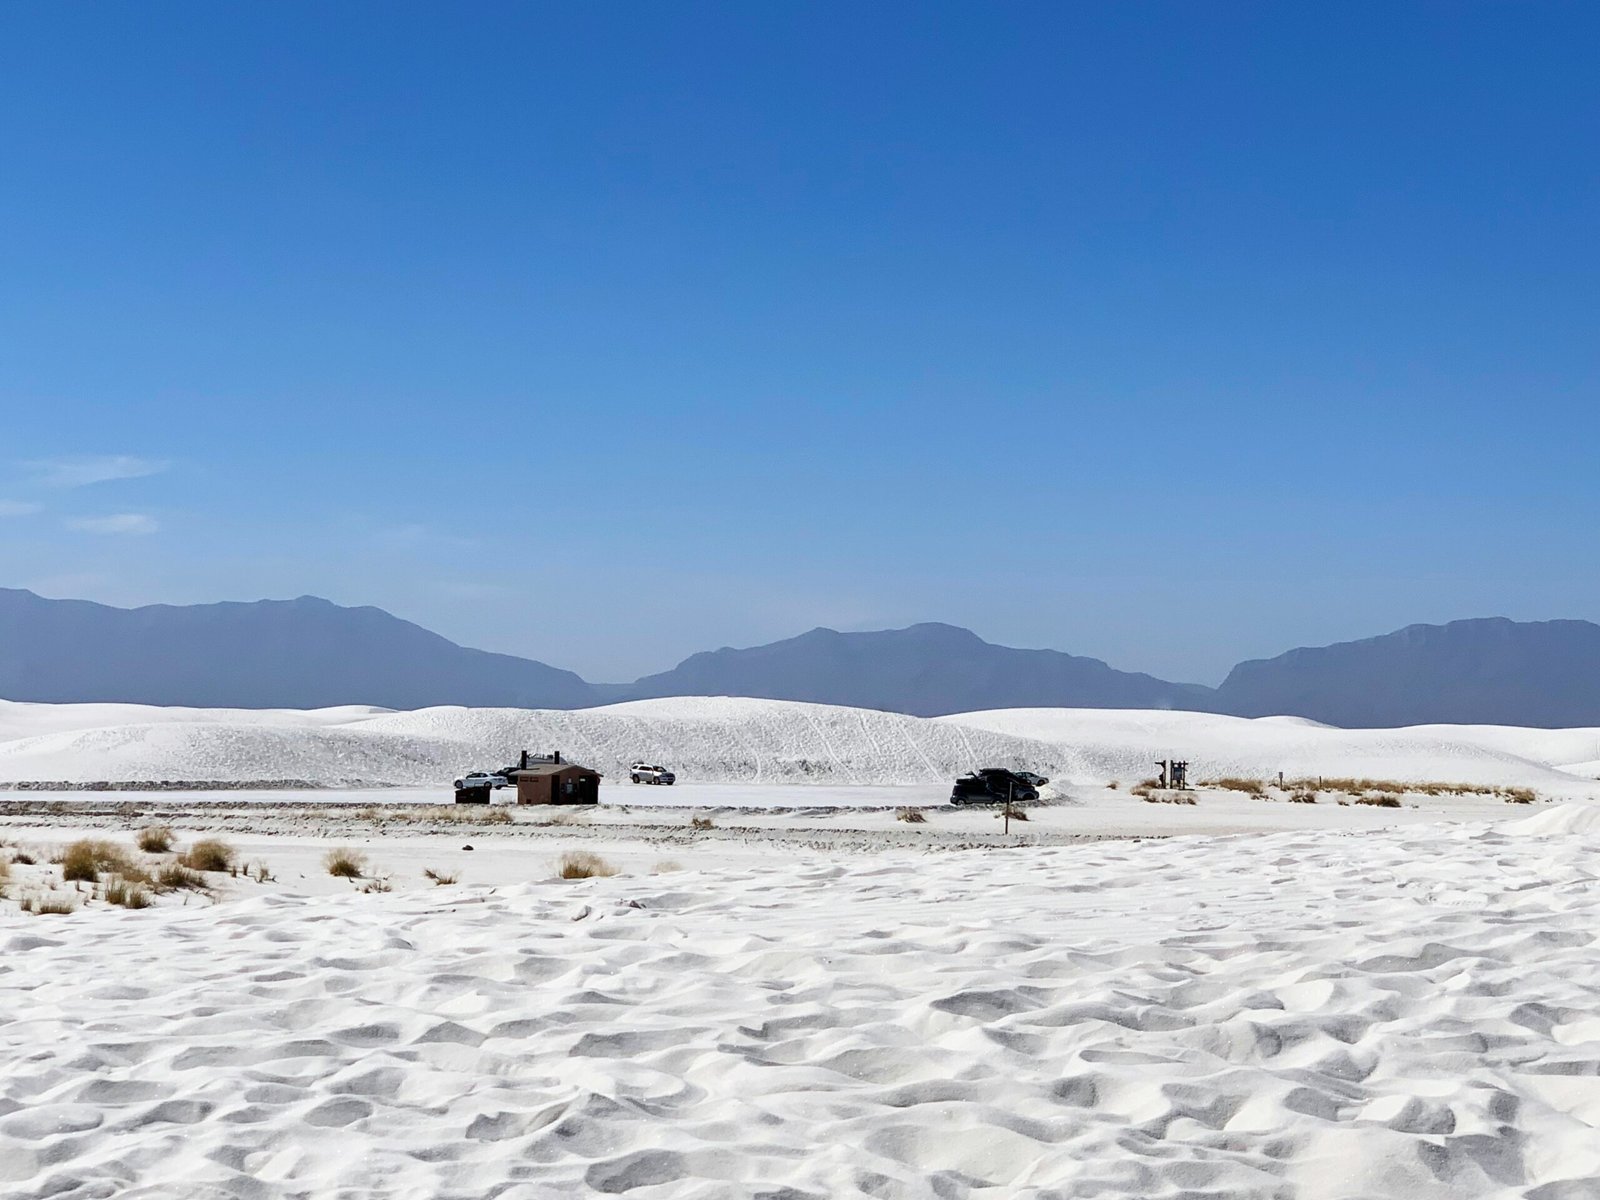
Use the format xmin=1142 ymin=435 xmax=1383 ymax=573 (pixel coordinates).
xmin=510 ymin=750 xmax=601 ymax=805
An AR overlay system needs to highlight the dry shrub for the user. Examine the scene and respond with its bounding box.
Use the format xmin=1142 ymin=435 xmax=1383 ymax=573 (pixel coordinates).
xmin=1357 ymin=794 xmax=1402 ymax=808
xmin=1208 ymin=777 xmax=1265 ymax=796
xmin=896 ymin=807 xmax=927 ymax=824
xmin=558 ymin=851 xmax=618 ymax=879
xmin=651 ymin=860 xmax=683 ymax=874
xmin=155 ymin=863 xmax=208 ymax=892
xmin=62 ymin=839 xmax=142 ymax=883
xmin=136 ymin=825 xmax=174 ymax=853
xmin=362 ymin=875 xmax=393 ymax=894
xmin=1503 ymin=787 xmax=1537 ymax=804
xmin=103 ymin=877 xmax=153 ymax=909
xmin=423 ymin=867 xmax=459 ymax=885
xmin=999 ymin=807 xmax=1030 ymax=821
xmin=690 ymin=816 xmax=715 ymax=831
xmin=24 ymin=895 xmax=78 ymax=916
xmin=1129 ymin=785 xmax=1152 ymax=799
xmin=1289 ymin=790 xmax=1318 ymax=804
xmin=180 ymin=839 xmax=235 ymax=873
xmin=11 ymin=849 xmax=35 ymax=866
xmin=1142 ymin=793 xmax=1197 ymax=806
xmin=1107 ymin=780 xmax=1120 ymax=791
xmin=249 ymin=861 xmax=274 ymax=883
xmin=0 ymin=858 xmax=9 ymax=885
xmin=324 ymin=848 xmax=367 ymax=878
xmin=1136 ymin=777 xmax=1161 ymax=790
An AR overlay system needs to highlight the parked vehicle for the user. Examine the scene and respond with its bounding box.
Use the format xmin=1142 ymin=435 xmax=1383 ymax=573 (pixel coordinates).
xmin=454 ymin=771 xmax=509 ymax=791
xmin=950 ymin=768 xmax=1040 ymax=805
xmin=1012 ymin=770 xmax=1049 ymax=788
xmin=629 ymin=762 xmax=677 ymax=785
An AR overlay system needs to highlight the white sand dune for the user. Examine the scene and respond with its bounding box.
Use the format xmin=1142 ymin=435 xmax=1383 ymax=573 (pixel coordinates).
xmin=5 ymin=811 xmax=1600 ymax=1198
xmin=1 ymin=696 xmax=1597 ymax=792
xmin=945 ymin=707 xmax=1600 ymax=788
xmin=0 ymin=697 xmax=1069 ymax=786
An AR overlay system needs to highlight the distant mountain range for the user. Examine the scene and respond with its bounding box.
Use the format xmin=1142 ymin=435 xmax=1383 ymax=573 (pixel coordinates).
xmin=2 ymin=588 xmax=1597 ymax=728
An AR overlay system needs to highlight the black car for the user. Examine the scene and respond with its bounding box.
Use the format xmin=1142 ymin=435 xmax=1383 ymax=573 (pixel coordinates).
xmin=950 ymin=768 xmax=1040 ymax=805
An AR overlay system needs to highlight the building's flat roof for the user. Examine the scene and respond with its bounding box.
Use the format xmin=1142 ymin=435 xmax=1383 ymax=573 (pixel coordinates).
xmin=510 ymin=764 xmax=600 ymax=778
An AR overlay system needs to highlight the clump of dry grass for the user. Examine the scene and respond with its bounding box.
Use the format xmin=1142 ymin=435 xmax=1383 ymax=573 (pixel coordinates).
xmin=997 ymin=807 xmax=1030 ymax=821
xmin=557 ymin=851 xmax=618 ymax=879
xmin=180 ymin=839 xmax=234 ymax=873
xmin=361 ymin=875 xmax=393 ymax=894
xmin=1289 ymin=789 xmax=1318 ymax=804
xmin=0 ymin=858 xmax=10 ymax=885
xmin=1107 ymin=780 xmax=1120 ymax=791
xmin=103 ymin=877 xmax=153 ymax=909
xmin=61 ymin=839 xmax=142 ymax=883
xmin=155 ymin=863 xmax=208 ymax=892
xmin=248 ymin=861 xmax=274 ymax=883
xmin=136 ymin=825 xmax=175 ymax=853
xmin=324 ymin=848 xmax=367 ymax=878
xmin=1356 ymin=794 xmax=1403 ymax=808
xmin=651 ymin=860 xmax=683 ymax=874
xmin=10 ymin=849 xmax=35 ymax=866
xmin=423 ymin=867 xmax=459 ymax=885
xmin=1207 ymin=777 xmax=1266 ymax=796
xmin=896 ymin=807 xmax=927 ymax=824
xmin=383 ymin=805 xmax=513 ymax=825
xmin=690 ymin=816 xmax=715 ymax=831
xmin=1503 ymin=787 xmax=1537 ymax=804
xmin=23 ymin=895 xmax=78 ymax=915
xmin=1142 ymin=793 xmax=1198 ymax=806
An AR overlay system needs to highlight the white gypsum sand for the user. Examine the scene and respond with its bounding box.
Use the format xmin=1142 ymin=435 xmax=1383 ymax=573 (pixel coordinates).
xmin=4 ymin=809 xmax=1600 ymax=1197
xmin=2 ymin=697 xmax=1599 ymax=794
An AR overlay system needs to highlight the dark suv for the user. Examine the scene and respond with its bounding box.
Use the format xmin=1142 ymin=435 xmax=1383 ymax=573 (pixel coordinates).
xmin=950 ymin=768 xmax=1041 ymax=805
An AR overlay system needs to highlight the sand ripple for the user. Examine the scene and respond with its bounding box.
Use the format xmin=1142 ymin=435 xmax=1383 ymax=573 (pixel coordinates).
xmin=5 ymin=819 xmax=1600 ymax=1197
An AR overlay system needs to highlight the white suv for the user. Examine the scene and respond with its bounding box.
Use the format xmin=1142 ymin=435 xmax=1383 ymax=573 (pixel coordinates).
xmin=454 ymin=772 xmax=509 ymax=790
xmin=629 ymin=762 xmax=676 ymax=785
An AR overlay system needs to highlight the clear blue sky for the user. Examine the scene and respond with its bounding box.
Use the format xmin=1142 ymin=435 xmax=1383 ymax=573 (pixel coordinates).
xmin=1 ymin=2 xmax=1595 ymax=684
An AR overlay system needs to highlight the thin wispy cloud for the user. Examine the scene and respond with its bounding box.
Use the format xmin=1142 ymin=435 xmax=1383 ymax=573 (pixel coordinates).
xmin=26 ymin=455 xmax=170 ymax=488
xmin=66 ymin=513 xmax=160 ymax=535
xmin=0 ymin=500 xmax=42 ymax=517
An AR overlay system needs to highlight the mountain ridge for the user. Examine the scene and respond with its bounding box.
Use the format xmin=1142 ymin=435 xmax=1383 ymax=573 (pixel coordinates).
xmin=3 ymin=588 xmax=1597 ymax=727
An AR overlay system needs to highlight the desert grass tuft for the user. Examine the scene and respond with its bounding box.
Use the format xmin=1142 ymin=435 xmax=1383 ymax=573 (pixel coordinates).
xmin=1503 ymin=787 xmax=1537 ymax=804
xmin=154 ymin=863 xmax=208 ymax=892
xmin=1356 ymin=794 xmax=1403 ymax=808
xmin=557 ymin=851 xmax=619 ymax=879
xmin=324 ymin=848 xmax=367 ymax=879
xmin=690 ymin=815 xmax=715 ymax=831
xmin=1289 ymin=789 xmax=1318 ymax=804
xmin=180 ymin=839 xmax=235 ymax=872
xmin=896 ymin=807 xmax=927 ymax=824
xmin=651 ymin=860 xmax=683 ymax=873
xmin=61 ymin=839 xmax=143 ymax=883
xmin=1206 ymin=777 xmax=1266 ymax=796
xmin=136 ymin=825 xmax=175 ymax=853
xmin=423 ymin=867 xmax=459 ymax=885
xmin=1107 ymin=780 xmax=1120 ymax=790
xmin=103 ymin=876 xmax=153 ymax=909
xmin=23 ymin=895 xmax=78 ymax=915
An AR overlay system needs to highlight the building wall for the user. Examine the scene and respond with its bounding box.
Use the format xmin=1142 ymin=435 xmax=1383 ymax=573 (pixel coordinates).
xmin=515 ymin=768 xmax=600 ymax=804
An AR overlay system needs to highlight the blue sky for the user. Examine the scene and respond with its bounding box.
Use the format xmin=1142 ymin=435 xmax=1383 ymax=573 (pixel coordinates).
xmin=1 ymin=2 xmax=1596 ymax=684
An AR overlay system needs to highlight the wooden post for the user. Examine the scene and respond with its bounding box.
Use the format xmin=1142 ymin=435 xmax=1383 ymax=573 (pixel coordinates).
xmin=1005 ymin=779 xmax=1012 ymax=836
